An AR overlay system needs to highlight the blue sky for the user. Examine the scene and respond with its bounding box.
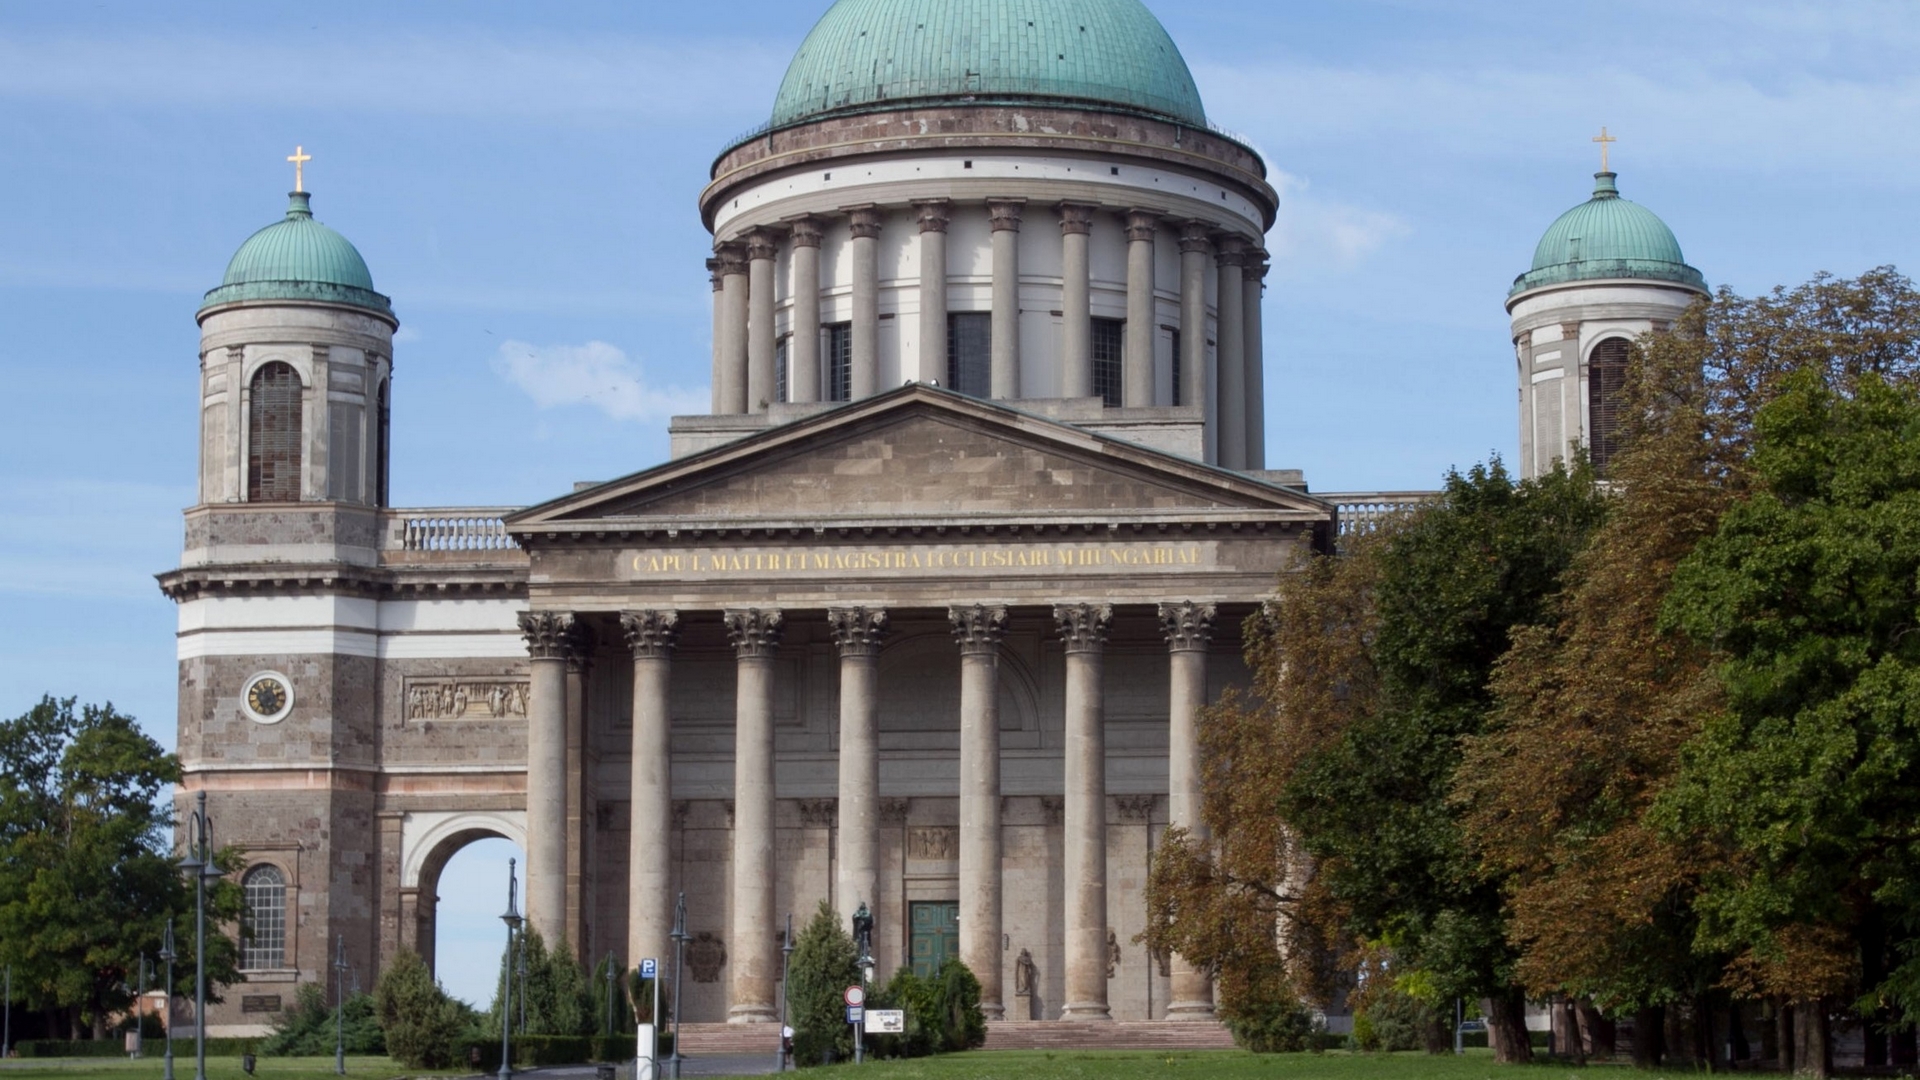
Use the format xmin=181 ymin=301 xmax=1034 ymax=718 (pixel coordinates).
xmin=3 ymin=0 xmax=1917 ymax=1007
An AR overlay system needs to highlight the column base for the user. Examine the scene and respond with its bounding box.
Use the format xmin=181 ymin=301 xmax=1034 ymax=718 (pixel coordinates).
xmin=981 ymin=1000 xmax=1005 ymax=1021
xmin=1165 ymin=1001 xmax=1218 ymax=1020
xmin=727 ymin=1007 xmax=779 ymax=1025
xmin=1059 ymin=1003 xmax=1113 ymax=1021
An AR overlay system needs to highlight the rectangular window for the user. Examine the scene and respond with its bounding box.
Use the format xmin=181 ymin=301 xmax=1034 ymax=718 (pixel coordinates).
xmin=946 ymin=313 xmax=991 ymax=396
xmin=825 ymin=323 xmax=852 ymax=402
xmin=775 ymin=337 xmax=789 ymax=405
xmin=1169 ymin=328 xmax=1182 ymax=407
xmin=1092 ymin=317 xmax=1124 ymax=407
xmin=327 ymin=402 xmax=363 ymax=503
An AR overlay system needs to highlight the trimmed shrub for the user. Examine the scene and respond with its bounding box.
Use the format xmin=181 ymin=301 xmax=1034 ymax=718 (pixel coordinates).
xmin=13 ymin=1039 xmax=126 ymax=1058
xmin=260 ymin=982 xmax=385 ymax=1056
xmin=788 ymin=901 xmax=861 ymax=1067
xmin=1224 ymin=992 xmax=1314 ymax=1053
xmin=373 ymin=947 xmax=464 ymax=1068
xmin=866 ymin=959 xmax=984 ymax=1059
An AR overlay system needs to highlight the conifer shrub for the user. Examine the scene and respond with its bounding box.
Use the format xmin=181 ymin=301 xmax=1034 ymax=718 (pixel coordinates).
xmin=788 ymin=901 xmax=860 ymax=1066
xmin=373 ymin=948 xmax=464 ymax=1068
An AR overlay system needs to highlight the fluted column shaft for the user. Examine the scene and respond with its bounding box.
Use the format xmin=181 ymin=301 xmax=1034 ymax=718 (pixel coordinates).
xmin=850 ymin=207 xmax=884 ymax=400
xmin=747 ymin=230 xmax=779 ymax=411
xmin=716 ymin=244 xmax=749 ymax=415
xmin=1124 ymin=211 xmax=1158 ymax=407
xmin=952 ymin=605 xmax=1009 ymax=1019
xmin=916 ymin=201 xmax=950 ymax=386
xmin=726 ymin=608 xmax=783 ymax=1023
xmin=1160 ymin=602 xmax=1217 ymax=1019
xmin=1177 ymin=224 xmax=1212 ymax=456
xmin=622 ymin=610 xmax=679 ymax=973
xmin=988 ymin=200 xmax=1025 ymax=399
xmin=829 ymin=607 xmax=888 ymax=920
xmin=1059 ymin=204 xmax=1095 ymax=399
xmin=1215 ymin=236 xmax=1248 ymax=470
xmin=790 ymin=218 xmax=824 ymax=404
xmin=1244 ymin=253 xmax=1268 ymax=470
xmin=1055 ymin=603 xmax=1113 ymax=1020
xmin=708 ymin=258 xmax=726 ymax=414
xmin=519 ymin=611 xmax=575 ymax=944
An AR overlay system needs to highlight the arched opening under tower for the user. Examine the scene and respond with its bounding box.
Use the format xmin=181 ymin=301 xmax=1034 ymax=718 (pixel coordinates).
xmin=403 ymin=818 xmax=525 ymax=1009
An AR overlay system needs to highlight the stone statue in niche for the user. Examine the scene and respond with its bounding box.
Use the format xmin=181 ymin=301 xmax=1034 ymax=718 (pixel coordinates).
xmin=1014 ymin=948 xmax=1036 ymax=997
xmin=687 ymin=932 xmax=727 ymax=983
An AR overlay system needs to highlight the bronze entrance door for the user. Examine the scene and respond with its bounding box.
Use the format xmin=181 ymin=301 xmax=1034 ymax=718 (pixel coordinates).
xmin=909 ymin=901 xmax=959 ymax=979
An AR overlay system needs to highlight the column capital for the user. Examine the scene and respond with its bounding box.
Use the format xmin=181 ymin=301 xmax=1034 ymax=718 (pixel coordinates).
xmin=986 ymin=198 xmax=1027 ymax=233
xmin=1124 ymin=209 xmax=1161 ymax=244
xmin=1177 ymin=220 xmax=1215 ymax=254
xmin=1248 ymin=250 xmax=1271 ymax=282
xmin=847 ymin=205 xmax=886 ymax=240
xmin=914 ymin=199 xmax=953 ymax=233
xmin=1053 ymin=603 xmax=1113 ymax=653
xmin=787 ymin=216 xmax=825 ymax=249
xmin=714 ymin=242 xmax=749 ymax=277
xmin=746 ymin=228 xmax=781 ymax=262
xmin=620 ymin=609 xmax=681 ymax=659
xmin=949 ymin=604 xmax=1009 ymax=655
xmin=725 ymin=608 xmax=785 ymax=657
xmin=827 ymin=606 xmax=889 ymax=657
xmin=565 ymin=621 xmax=597 ymax=673
xmin=1158 ymin=601 xmax=1217 ymax=652
xmin=519 ymin=611 xmax=577 ymax=661
xmin=1214 ymin=233 xmax=1251 ymax=266
xmin=1057 ymin=202 xmax=1097 ymax=236
xmin=707 ymin=257 xmax=725 ymax=292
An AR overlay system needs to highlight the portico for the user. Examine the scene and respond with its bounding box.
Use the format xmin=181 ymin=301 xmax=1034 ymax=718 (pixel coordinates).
xmin=504 ymin=385 xmax=1329 ymax=1024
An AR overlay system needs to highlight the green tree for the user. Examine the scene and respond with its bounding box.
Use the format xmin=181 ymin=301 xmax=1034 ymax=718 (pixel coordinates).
xmin=261 ymin=982 xmax=384 ymax=1056
xmin=373 ymin=947 xmax=463 ymax=1068
xmin=1659 ymin=370 xmax=1920 ymax=1074
xmin=488 ymin=929 xmax=595 ymax=1036
xmin=788 ymin=901 xmax=860 ymax=1066
xmin=0 ymin=697 xmax=242 ymax=1038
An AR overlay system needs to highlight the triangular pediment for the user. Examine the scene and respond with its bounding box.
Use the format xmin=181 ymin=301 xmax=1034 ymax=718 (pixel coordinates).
xmin=508 ymin=387 xmax=1329 ymax=531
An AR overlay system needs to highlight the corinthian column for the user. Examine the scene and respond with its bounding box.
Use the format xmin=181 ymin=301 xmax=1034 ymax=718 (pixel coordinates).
xmin=849 ymin=206 xmax=885 ymax=400
xmin=916 ymin=201 xmax=951 ymax=387
xmin=951 ymin=604 xmax=1008 ymax=1019
xmin=828 ymin=607 xmax=887 ymax=921
xmin=621 ymin=609 xmax=679 ymax=975
xmin=1214 ymin=235 xmax=1248 ymax=470
xmin=708 ymin=258 xmax=727 ymax=414
xmin=789 ymin=218 xmax=824 ymax=404
xmin=1244 ymin=252 xmax=1269 ymax=470
xmin=716 ymin=243 xmax=750 ymax=415
xmin=1124 ymin=210 xmax=1158 ymax=407
xmin=518 ymin=610 xmax=576 ymax=944
xmin=1177 ymin=224 xmax=1212 ymax=453
xmin=987 ymin=199 xmax=1025 ymax=399
xmin=1159 ymin=601 xmax=1217 ymax=1019
xmin=747 ymin=229 xmax=780 ymax=411
xmin=1059 ymin=203 xmax=1096 ymax=399
xmin=725 ymin=608 xmax=783 ymax=1023
xmin=1054 ymin=603 xmax=1113 ymax=1020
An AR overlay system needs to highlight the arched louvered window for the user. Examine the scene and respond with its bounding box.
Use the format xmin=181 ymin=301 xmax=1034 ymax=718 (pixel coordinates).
xmin=1588 ymin=338 xmax=1631 ymax=476
xmin=376 ymin=378 xmax=391 ymax=508
xmin=247 ymin=362 xmax=303 ymax=501
xmin=241 ymin=864 xmax=287 ymax=970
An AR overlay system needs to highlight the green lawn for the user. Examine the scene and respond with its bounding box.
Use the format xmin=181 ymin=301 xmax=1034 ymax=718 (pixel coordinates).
xmin=733 ymin=1048 xmax=1636 ymax=1080
xmin=0 ymin=1056 xmax=462 ymax=1079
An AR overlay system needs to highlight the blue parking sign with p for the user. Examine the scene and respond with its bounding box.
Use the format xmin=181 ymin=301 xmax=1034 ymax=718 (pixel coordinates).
xmin=641 ymin=958 xmax=658 ymax=979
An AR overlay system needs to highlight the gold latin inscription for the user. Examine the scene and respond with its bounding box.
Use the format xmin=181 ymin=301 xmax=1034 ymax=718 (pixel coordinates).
xmin=625 ymin=543 xmax=1204 ymax=577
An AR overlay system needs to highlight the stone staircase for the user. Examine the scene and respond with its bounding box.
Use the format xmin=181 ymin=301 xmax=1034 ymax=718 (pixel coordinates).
xmin=673 ymin=1022 xmax=785 ymax=1056
xmin=984 ymin=1020 xmax=1236 ymax=1051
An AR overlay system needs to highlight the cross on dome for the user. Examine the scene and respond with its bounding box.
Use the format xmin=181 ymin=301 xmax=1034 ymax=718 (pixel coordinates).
xmin=287 ymin=145 xmax=311 ymax=192
xmin=1592 ymin=126 xmax=1617 ymax=172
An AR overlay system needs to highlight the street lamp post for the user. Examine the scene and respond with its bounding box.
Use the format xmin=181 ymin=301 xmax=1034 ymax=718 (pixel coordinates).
xmin=333 ymin=934 xmax=349 ymax=1075
xmin=778 ymin=913 xmax=794 ymax=1074
xmin=603 ymin=952 xmax=618 ymax=1038
xmin=3 ymin=963 xmax=11 ymax=1063
xmin=178 ymin=790 xmax=222 ymax=1080
xmin=135 ymin=953 xmax=148 ymax=1058
xmin=668 ymin=893 xmax=688 ymax=1080
xmin=159 ymin=925 xmax=176 ymax=1080
xmin=498 ymin=858 xmax=522 ymax=1080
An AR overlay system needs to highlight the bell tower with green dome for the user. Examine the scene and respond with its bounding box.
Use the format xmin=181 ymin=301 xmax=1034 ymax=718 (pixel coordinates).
xmin=1506 ymin=152 xmax=1706 ymax=480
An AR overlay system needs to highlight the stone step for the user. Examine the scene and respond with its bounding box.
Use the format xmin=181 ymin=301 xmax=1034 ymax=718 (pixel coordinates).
xmin=984 ymin=1020 xmax=1237 ymax=1051
xmin=673 ymin=1022 xmax=784 ymax=1055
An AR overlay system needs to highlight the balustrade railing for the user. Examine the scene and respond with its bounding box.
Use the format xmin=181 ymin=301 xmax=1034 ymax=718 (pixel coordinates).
xmin=392 ymin=509 xmax=519 ymax=552
xmin=1320 ymin=492 xmax=1436 ymax=538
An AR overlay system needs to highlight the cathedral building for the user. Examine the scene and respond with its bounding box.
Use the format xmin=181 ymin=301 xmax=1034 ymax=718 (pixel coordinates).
xmin=161 ymin=0 xmax=1704 ymax=1035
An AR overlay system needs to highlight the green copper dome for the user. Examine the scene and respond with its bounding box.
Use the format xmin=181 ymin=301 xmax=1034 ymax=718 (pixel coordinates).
xmin=768 ymin=0 xmax=1207 ymax=131
xmin=200 ymin=192 xmax=393 ymax=318
xmin=1510 ymin=172 xmax=1706 ymax=298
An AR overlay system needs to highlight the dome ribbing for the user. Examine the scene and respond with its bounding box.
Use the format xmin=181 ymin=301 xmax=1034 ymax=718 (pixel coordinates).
xmin=200 ymin=192 xmax=392 ymax=317
xmin=1510 ymin=172 xmax=1706 ymax=297
xmin=766 ymin=0 xmax=1207 ymax=133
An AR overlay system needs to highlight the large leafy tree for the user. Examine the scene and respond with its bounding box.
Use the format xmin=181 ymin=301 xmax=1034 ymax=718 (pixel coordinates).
xmin=0 ymin=697 xmax=242 ymax=1038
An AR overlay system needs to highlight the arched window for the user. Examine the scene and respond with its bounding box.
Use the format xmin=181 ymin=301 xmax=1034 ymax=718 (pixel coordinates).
xmin=247 ymin=362 xmax=303 ymax=501
xmin=376 ymin=378 xmax=391 ymax=508
xmin=241 ymin=864 xmax=287 ymax=970
xmin=1587 ymin=337 xmax=1631 ymax=476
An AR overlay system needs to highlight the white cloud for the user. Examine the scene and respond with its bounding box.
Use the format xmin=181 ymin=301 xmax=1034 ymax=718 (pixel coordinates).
xmin=1266 ymin=170 xmax=1409 ymax=275
xmin=491 ymin=339 xmax=706 ymax=423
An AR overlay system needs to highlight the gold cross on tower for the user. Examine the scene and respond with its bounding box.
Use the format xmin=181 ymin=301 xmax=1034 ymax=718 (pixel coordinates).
xmin=286 ymin=145 xmax=312 ymax=192
xmin=1592 ymin=126 xmax=1616 ymax=172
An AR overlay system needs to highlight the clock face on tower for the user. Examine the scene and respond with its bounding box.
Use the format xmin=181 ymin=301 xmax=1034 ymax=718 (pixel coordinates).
xmin=242 ymin=672 xmax=293 ymax=724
